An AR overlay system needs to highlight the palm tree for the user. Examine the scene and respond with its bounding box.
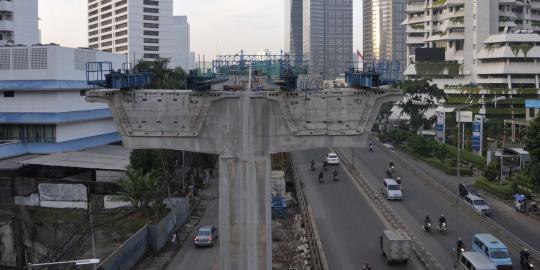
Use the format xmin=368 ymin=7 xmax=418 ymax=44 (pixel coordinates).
xmin=116 ymin=168 xmax=167 ymax=218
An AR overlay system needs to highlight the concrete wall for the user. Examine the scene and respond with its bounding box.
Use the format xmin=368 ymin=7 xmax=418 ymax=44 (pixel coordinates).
xmin=97 ymin=170 xmax=125 ymax=183
xmin=99 ymin=224 xmax=149 ymax=270
xmin=38 ymin=183 xmax=88 ymax=209
xmin=0 ymin=221 xmax=16 ymax=267
xmin=0 ymin=91 xmax=109 ymax=113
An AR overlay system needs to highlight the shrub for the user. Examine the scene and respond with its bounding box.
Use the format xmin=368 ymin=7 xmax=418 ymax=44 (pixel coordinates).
xmin=475 ymin=177 xmax=513 ymax=200
xmin=483 ymin=162 xmax=499 ymax=182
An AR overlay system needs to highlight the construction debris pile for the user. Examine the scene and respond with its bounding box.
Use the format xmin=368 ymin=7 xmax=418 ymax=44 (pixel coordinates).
xmin=271 ymin=168 xmax=315 ymax=270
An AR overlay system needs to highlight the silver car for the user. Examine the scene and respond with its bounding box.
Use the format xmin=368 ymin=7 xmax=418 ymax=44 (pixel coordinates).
xmin=465 ymin=195 xmax=491 ymax=216
xmin=194 ymin=225 xmax=218 ymax=247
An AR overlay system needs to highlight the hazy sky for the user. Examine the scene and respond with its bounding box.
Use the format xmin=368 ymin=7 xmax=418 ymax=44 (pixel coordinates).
xmin=39 ymin=0 xmax=362 ymax=59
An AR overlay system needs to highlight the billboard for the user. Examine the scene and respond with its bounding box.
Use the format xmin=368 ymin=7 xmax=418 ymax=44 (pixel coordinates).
xmin=456 ymin=111 xmax=473 ymax=123
xmin=472 ymin=121 xmax=482 ymax=151
xmin=415 ymin=48 xmax=445 ymax=62
xmin=436 ymin=111 xmax=445 ymax=143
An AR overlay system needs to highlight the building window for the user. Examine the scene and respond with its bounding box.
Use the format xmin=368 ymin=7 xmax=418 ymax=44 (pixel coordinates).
xmin=115 ymin=23 xmax=128 ymax=29
xmin=115 ymin=7 xmax=127 ymax=14
xmin=144 ymin=0 xmax=159 ymax=6
xmin=89 ymin=37 xmax=98 ymax=43
xmin=143 ymin=7 xmax=159 ymax=13
xmin=0 ymin=124 xmax=56 ymax=143
xmin=89 ymin=30 xmax=99 ymax=36
xmin=143 ymin=38 xmax=159 ymax=43
xmin=3 ymin=91 xmax=14 ymax=98
xmin=89 ymin=23 xmax=99 ymax=29
xmin=143 ymin=23 xmax=159 ymax=29
xmin=144 ymin=15 xmax=159 ymax=21
xmin=101 ymin=41 xmax=113 ymax=47
xmin=116 ymin=38 xmax=128 ymax=44
xmin=101 ymin=5 xmax=112 ymax=12
xmin=115 ymin=30 xmax=128 ymax=37
xmin=115 ymin=0 xmax=127 ymax=7
xmin=115 ymin=15 xmax=127 ymax=22
xmin=89 ymin=16 xmax=99 ymax=23
xmin=144 ymin=46 xmax=159 ymax=51
xmin=116 ymin=46 xmax=128 ymax=52
xmin=103 ymin=48 xmax=113 ymax=52
xmin=144 ymin=53 xmax=160 ymax=59
xmin=101 ymin=34 xmax=112 ymax=40
xmin=102 ymin=26 xmax=112 ymax=33
xmin=89 ymin=10 xmax=98 ymax=16
xmin=143 ymin=30 xmax=159 ymax=36
xmin=101 ymin=19 xmax=112 ymax=26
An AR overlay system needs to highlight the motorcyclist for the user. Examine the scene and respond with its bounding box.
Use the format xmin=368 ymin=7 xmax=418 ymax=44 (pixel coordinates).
xmin=310 ymin=160 xmax=315 ymax=170
xmin=457 ymin=237 xmax=465 ymax=256
xmin=362 ymin=263 xmax=372 ymax=270
xmin=520 ymin=248 xmax=531 ymax=266
xmin=323 ymin=160 xmax=328 ymax=170
xmin=318 ymin=171 xmax=324 ymax=182
xmin=333 ymin=169 xmax=338 ymax=181
xmin=369 ymin=143 xmax=374 ymax=152
xmin=389 ymin=161 xmax=395 ymax=169
xmin=438 ymin=214 xmax=447 ymax=226
xmin=423 ymin=215 xmax=431 ymax=231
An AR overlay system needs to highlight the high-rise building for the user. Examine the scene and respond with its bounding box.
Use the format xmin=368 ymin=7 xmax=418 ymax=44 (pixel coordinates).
xmin=172 ymin=16 xmax=190 ymax=71
xmin=285 ymin=0 xmax=304 ymax=65
xmin=303 ymin=0 xmax=353 ymax=79
xmin=0 ymin=0 xmax=39 ymax=46
xmin=88 ymin=0 xmax=189 ymax=69
xmin=363 ymin=0 xmax=406 ymax=73
xmin=402 ymin=0 xmax=540 ymax=121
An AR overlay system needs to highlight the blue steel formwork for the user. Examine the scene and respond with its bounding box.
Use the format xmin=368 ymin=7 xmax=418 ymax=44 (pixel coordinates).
xmin=86 ymin=62 xmax=152 ymax=90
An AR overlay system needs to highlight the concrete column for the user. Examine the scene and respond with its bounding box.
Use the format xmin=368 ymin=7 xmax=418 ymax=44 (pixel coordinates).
xmin=535 ymin=74 xmax=539 ymax=89
xmin=219 ymin=155 xmax=271 ymax=270
xmin=507 ymin=74 xmax=512 ymax=90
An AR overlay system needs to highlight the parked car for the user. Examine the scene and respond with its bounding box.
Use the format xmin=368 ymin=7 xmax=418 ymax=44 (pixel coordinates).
xmin=194 ymin=225 xmax=218 ymax=247
xmin=381 ymin=178 xmax=403 ymax=200
xmin=459 ymin=182 xmax=481 ymax=197
xmin=325 ymin=152 xmax=340 ymax=165
xmin=464 ymin=195 xmax=491 ymax=216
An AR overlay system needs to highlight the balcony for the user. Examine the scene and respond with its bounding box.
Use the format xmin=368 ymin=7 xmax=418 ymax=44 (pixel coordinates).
xmin=414 ymin=61 xmax=463 ymax=76
xmin=406 ymin=35 xmax=427 ymax=44
xmin=406 ymin=4 xmax=427 ymax=13
xmin=0 ymin=1 xmax=13 ymax=12
xmin=0 ymin=20 xmax=13 ymax=31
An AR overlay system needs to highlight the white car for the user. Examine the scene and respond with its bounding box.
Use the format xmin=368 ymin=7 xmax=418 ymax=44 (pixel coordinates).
xmin=325 ymin=152 xmax=340 ymax=165
xmin=382 ymin=178 xmax=403 ymax=200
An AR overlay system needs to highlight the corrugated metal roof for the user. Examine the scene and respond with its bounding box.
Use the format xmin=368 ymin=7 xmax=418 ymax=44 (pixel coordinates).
xmin=0 ymin=80 xmax=94 ymax=91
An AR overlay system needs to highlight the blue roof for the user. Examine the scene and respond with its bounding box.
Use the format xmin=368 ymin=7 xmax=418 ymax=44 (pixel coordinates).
xmin=0 ymin=109 xmax=113 ymax=124
xmin=0 ymin=80 xmax=94 ymax=90
xmin=473 ymin=234 xmax=508 ymax=249
xmin=525 ymin=100 xmax=540 ymax=109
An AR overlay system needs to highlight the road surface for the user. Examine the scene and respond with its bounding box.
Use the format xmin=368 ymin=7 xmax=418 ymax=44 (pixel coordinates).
xmin=339 ymin=144 xmax=534 ymax=269
xmin=293 ymin=149 xmax=425 ymax=270
xmin=165 ymin=180 xmax=219 ymax=270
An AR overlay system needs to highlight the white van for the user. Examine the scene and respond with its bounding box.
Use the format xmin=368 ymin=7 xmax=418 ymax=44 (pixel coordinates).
xmin=457 ymin=251 xmax=497 ymax=270
xmin=381 ymin=178 xmax=403 ymax=200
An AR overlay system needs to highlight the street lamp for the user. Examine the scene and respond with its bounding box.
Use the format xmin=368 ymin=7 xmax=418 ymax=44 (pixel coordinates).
xmin=27 ymin=258 xmax=100 ymax=268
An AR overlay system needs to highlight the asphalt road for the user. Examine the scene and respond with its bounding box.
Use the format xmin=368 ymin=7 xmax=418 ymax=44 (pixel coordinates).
xmin=339 ymin=145 xmax=528 ymax=269
xmin=293 ymin=150 xmax=425 ymax=270
xmin=165 ymin=181 xmax=219 ymax=270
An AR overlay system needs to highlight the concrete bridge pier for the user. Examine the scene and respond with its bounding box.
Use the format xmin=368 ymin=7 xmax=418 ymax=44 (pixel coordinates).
xmin=219 ymin=156 xmax=271 ymax=270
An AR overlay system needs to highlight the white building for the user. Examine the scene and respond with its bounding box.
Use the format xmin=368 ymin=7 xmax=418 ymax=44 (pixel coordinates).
xmin=0 ymin=45 xmax=124 ymax=159
xmin=88 ymin=0 xmax=190 ymax=69
xmin=0 ymin=0 xmax=39 ymax=46
xmin=172 ymin=15 xmax=190 ymax=71
xmin=303 ymin=0 xmax=353 ymax=79
xmin=402 ymin=0 xmax=540 ymax=90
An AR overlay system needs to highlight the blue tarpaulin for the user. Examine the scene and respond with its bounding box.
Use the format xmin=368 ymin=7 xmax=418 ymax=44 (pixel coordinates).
xmin=525 ymin=100 xmax=540 ymax=109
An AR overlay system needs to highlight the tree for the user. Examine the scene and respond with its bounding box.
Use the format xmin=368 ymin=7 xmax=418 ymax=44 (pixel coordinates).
xmin=133 ymin=58 xmax=186 ymax=89
xmin=399 ymin=80 xmax=446 ymax=131
xmin=116 ymin=169 xmax=167 ymax=219
xmin=483 ymin=162 xmax=499 ymax=182
xmin=524 ymin=115 xmax=540 ymax=189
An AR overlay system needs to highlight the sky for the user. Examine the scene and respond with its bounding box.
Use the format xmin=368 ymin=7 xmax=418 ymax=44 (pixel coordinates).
xmin=39 ymin=0 xmax=363 ymax=60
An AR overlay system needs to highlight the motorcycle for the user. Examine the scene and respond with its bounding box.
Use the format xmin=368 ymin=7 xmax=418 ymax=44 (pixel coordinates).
xmin=438 ymin=222 xmax=447 ymax=235
xmin=323 ymin=163 xmax=328 ymax=171
xmin=521 ymin=250 xmax=535 ymax=270
xmin=333 ymin=175 xmax=339 ymax=182
xmin=310 ymin=163 xmax=315 ymax=171
xmin=423 ymin=222 xmax=431 ymax=234
xmin=369 ymin=144 xmax=374 ymax=152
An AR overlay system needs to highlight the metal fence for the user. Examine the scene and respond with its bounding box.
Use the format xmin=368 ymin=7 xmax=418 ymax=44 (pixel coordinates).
xmin=98 ymin=224 xmax=149 ymax=270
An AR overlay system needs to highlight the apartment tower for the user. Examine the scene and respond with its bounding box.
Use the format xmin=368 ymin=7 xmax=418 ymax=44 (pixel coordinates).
xmin=88 ymin=0 xmax=190 ymax=69
xmin=0 ymin=0 xmax=39 ymax=45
